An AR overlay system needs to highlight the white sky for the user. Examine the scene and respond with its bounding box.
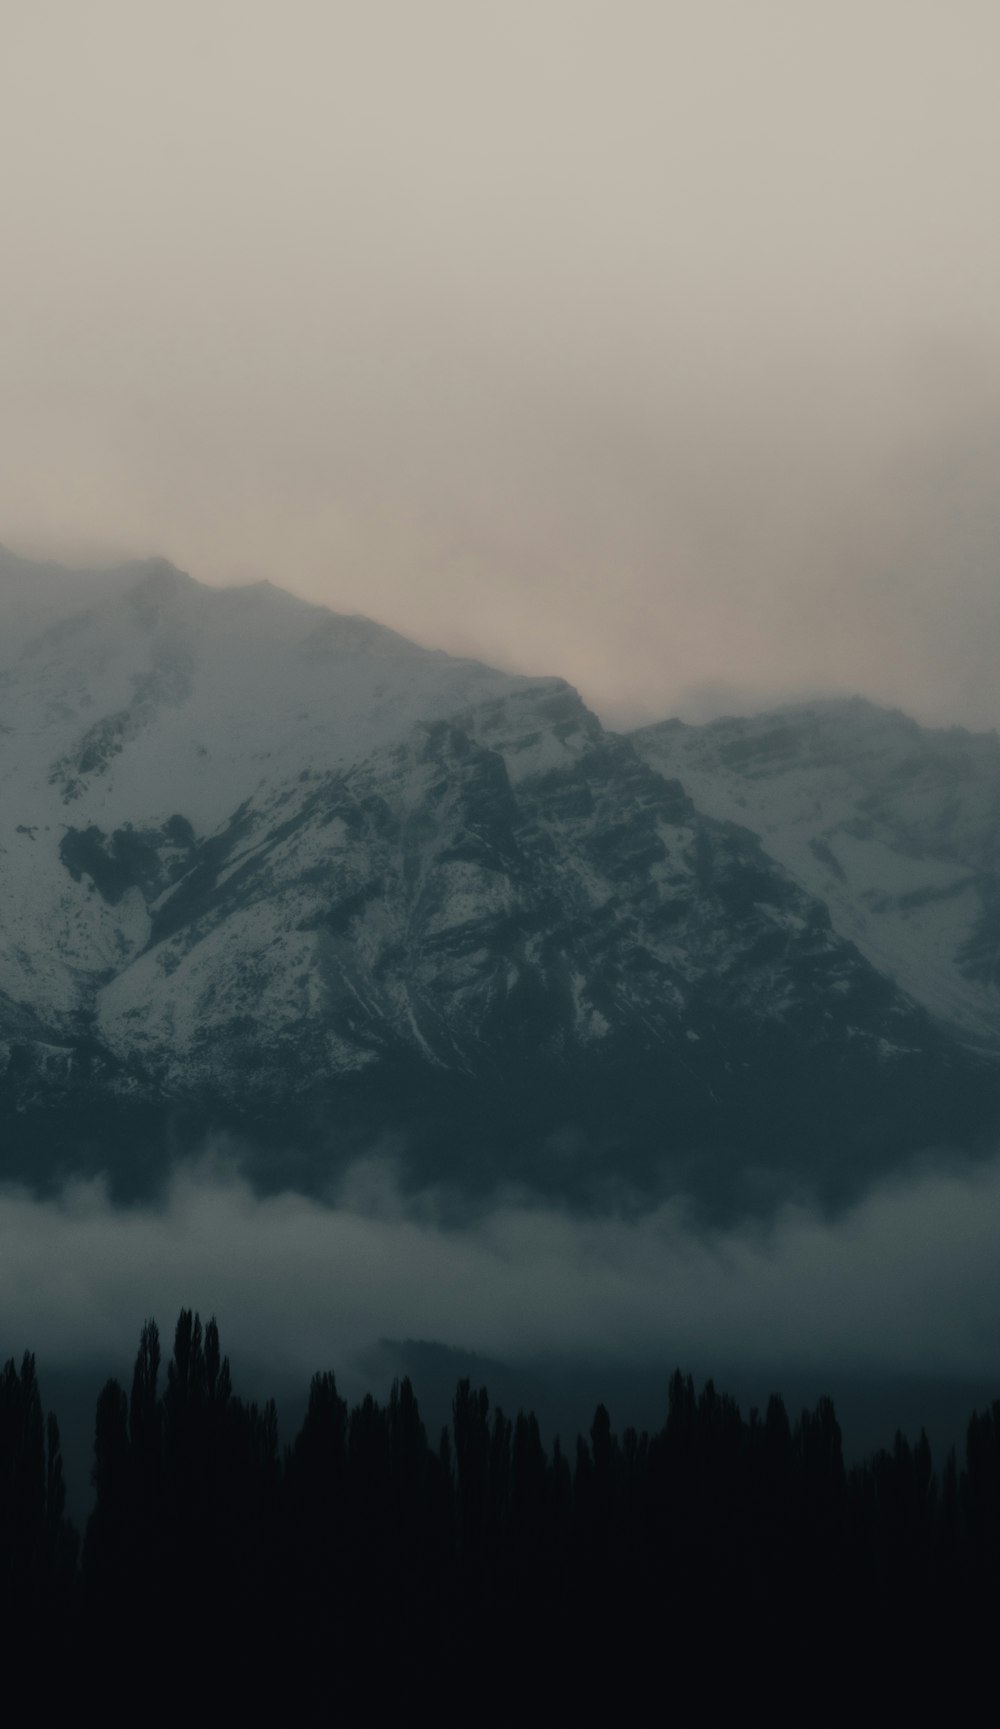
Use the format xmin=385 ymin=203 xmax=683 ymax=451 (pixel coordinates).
xmin=2 ymin=2 xmax=999 ymax=729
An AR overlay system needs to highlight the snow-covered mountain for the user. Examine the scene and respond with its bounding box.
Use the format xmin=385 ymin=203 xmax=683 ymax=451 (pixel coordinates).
xmin=0 ymin=549 xmax=995 ymax=1211
xmin=632 ymin=702 xmax=1000 ymax=1052
xmin=0 ymin=549 xmax=524 ymax=1025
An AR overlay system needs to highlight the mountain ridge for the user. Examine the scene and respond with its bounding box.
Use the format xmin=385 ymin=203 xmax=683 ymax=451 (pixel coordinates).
xmin=1 ymin=553 xmax=996 ymax=1212
xmin=631 ymin=696 xmax=1000 ymax=1051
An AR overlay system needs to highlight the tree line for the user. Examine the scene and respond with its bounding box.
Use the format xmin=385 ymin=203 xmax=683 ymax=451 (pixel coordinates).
xmin=2 ymin=1310 xmax=998 ymax=1709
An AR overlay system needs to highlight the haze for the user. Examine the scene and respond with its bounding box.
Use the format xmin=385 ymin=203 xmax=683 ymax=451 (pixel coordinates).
xmin=2 ymin=2 xmax=999 ymax=729
xmin=7 ymin=1146 xmax=1000 ymax=1385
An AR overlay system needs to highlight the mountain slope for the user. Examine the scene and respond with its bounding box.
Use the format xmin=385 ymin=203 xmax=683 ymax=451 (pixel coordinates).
xmin=0 ymin=553 xmax=995 ymax=1210
xmin=631 ymin=699 xmax=1000 ymax=1052
xmin=0 ymin=548 xmax=525 ymax=1029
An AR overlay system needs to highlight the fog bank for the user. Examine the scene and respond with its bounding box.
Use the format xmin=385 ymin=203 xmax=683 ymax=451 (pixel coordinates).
xmin=3 ymin=1147 xmax=998 ymax=1385
xmin=4 ymin=6 xmax=1000 ymax=730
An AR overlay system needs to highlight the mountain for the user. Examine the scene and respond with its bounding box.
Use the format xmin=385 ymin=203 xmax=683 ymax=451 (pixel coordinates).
xmin=0 ymin=549 xmax=995 ymax=1213
xmin=631 ymin=701 xmax=1000 ymax=1052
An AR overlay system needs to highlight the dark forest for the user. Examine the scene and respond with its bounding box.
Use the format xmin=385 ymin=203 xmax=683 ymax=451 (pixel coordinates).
xmin=3 ymin=1309 xmax=998 ymax=1713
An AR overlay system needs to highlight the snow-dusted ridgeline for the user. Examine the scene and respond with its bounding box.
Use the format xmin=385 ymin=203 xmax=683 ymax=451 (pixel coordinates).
xmin=632 ymin=702 xmax=1000 ymax=1052
xmin=0 ymin=550 xmax=995 ymax=1207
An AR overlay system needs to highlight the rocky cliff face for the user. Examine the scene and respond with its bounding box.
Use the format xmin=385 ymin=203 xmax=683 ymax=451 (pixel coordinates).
xmin=1 ymin=550 xmax=995 ymax=1210
xmin=631 ymin=700 xmax=1000 ymax=1051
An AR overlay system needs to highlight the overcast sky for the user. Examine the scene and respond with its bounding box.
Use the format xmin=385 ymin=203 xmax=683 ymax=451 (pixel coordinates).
xmin=2 ymin=2 xmax=999 ymax=729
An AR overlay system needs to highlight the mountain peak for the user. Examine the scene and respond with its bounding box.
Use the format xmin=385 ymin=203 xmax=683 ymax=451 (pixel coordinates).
xmin=1 ymin=545 xmax=997 ymax=1216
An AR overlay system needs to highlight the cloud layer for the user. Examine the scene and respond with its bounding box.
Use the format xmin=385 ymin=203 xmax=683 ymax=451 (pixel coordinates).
xmin=3 ymin=1148 xmax=998 ymax=1390
xmin=3 ymin=5 xmax=1000 ymax=729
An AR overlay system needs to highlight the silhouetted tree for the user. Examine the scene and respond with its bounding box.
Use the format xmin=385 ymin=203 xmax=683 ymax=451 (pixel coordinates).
xmin=14 ymin=1313 xmax=1000 ymax=1705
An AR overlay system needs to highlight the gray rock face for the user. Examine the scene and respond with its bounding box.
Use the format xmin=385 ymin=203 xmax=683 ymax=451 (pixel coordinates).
xmin=0 ymin=553 xmax=995 ymax=1209
xmin=631 ymin=699 xmax=1000 ymax=1050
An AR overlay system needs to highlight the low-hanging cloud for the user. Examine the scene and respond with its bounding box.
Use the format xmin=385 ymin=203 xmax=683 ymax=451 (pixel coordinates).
xmin=2 ymin=1146 xmax=999 ymax=1389
xmin=4 ymin=7 xmax=1000 ymax=734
